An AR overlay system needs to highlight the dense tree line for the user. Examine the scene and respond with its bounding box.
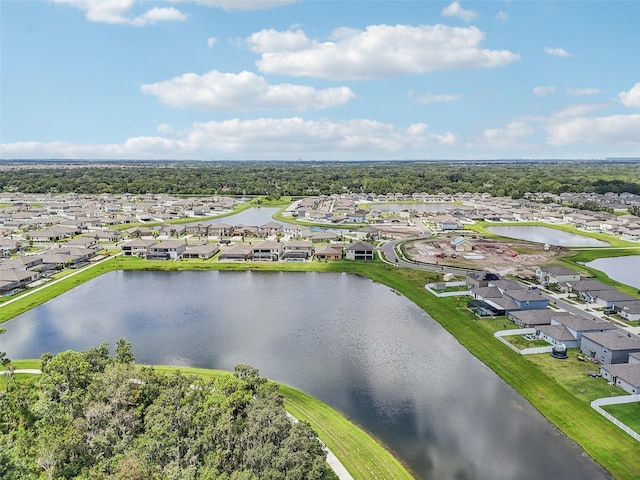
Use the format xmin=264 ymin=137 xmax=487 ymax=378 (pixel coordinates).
xmin=0 ymin=160 xmax=638 ymax=197
xmin=0 ymin=341 xmax=330 ymax=480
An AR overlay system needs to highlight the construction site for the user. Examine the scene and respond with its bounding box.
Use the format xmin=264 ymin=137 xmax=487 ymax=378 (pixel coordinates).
xmin=404 ymin=233 xmax=568 ymax=278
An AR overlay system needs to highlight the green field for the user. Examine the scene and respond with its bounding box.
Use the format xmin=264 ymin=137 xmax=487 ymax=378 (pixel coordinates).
xmin=602 ymin=403 xmax=640 ymax=433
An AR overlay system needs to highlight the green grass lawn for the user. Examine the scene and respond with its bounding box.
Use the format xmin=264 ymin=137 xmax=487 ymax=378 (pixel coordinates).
xmin=602 ymin=403 xmax=640 ymax=433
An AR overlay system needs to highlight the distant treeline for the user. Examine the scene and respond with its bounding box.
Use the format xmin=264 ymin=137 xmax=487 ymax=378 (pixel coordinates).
xmin=0 ymin=160 xmax=638 ymax=197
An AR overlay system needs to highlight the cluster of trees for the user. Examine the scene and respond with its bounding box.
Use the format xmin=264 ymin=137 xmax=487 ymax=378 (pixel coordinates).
xmin=0 ymin=160 xmax=638 ymax=197
xmin=0 ymin=340 xmax=330 ymax=480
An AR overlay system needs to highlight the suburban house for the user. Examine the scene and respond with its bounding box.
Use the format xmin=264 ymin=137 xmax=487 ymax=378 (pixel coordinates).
xmin=599 ymin=363 xmax=640 ymax=394
xmin=314 ymin=245 xmax=343 ymax=260
xmin=508 ymin=310 xmax=575 ymax=328
xmin=310 ymin=231 xmax=339 ymax=243
xmin=616 ymin=301 xmax=640 ymax=322
xmin=208 ymin=223 xmax=234 ymax=237
xmin=433 ymin=215 xmax=462 ymax=230
xmin=561 ymin=279 xmax=612 ymax=295
xmin=92 ymin=229 xmax=122 ymax=242
xmin=185 ymin=222 xmax=209 ymax=237
xmin=217 ymin=244 xmax=252 ymax=261
xmin=502 ymin=289 xmax=549 ymax=310
xmin=466 ymin=271 xmax=501 ymax=289
xmin=551 ymin=315 xmax=616 ymax=344
xmin=120 ymin=239 xmax=157 ymax=258
xmin=252 ymin=241 xmax=283 ymax=261
xmin=259 ymin=222 xmax=283 ymax=237
xmin=147 ymin=240 xmax=187 ymax=260
xmin=283 ymin=225 xmax=312 ymax=239
xmin=537 ymin=324 xmax=580 ymax=348
xmin=356 ymin=226 xmax=382 ymax=241
xmin=582 ymin=289 xmax=638 ymax=309
xmin=0 ymin=269 xmax=39 ymax=293
xmin=345 ymin=241 xmax=375 ymax=260
xmin=535 ymin=266 xmax=581 ymax=286
xmin=182 ymin=243 xmax=219 ymax=259
xmin=281 ymin=240 xmax=314 ymax=261
xmin=580 ymin=330 xmax=640 ymax=364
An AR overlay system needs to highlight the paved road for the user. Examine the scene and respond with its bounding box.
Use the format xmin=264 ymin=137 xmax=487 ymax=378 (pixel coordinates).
xmin=378 ymin=236 xmax=475 ymax=276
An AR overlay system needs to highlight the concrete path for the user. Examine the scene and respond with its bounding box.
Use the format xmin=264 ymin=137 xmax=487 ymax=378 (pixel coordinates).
xmin=1 ymin=368 xmax=42 ymax=375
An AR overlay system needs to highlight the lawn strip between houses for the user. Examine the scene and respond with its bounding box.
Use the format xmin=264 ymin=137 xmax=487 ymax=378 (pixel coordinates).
xmin=2 ymin=258 xmax=640 ymax=478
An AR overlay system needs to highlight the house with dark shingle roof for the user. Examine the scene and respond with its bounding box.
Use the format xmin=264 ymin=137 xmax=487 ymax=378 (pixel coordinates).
xmin=599 ymin=363 xmax=640 ymax=394
xmin=580 ymin=330 xmax=640 ymax=364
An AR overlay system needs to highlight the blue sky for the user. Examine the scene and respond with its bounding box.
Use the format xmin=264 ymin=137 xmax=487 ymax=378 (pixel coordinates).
xmin=1 ymin=0 xmax=639 ymax=161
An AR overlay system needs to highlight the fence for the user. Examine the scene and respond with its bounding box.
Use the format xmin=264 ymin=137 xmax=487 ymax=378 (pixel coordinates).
xmin=425 ymin=281 xmax=471 ymax=298
xmin=494 ymin=328 xmax=554 ymax=355
xmin=591 ymin=395 xmax=640 ymax=442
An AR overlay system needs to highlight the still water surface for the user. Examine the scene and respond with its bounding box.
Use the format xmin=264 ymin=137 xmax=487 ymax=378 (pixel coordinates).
xmin=486 ymin=225 xmax=608 ymax=246
xmin=205 ymin=207 xmax=291 ymax=227
xmin=585 ymin=256 xmax=640 ymax=289
xmin=0 ymin=271 xmax=610 ymax=480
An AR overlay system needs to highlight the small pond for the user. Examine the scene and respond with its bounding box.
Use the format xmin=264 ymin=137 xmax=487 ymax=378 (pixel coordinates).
xmin=585 ymin=256 xmax=640 ymax=289
xmin=486 ymin=226 xmax=608 ymax=247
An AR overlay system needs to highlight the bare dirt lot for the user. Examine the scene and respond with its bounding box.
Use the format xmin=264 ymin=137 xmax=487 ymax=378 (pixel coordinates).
xmin=404 ymin=234 xmax=568 ymax=277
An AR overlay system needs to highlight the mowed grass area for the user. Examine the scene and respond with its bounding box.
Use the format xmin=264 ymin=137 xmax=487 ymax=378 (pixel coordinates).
xmin=602 ymin=403 xmax=640 ymax=433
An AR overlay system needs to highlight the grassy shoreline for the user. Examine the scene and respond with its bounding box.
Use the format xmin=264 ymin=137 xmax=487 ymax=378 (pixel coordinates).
xmin=2 ymin=256 xmax=640 ymax=478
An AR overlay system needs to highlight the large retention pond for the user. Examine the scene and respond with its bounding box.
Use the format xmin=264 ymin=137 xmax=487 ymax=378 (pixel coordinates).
xmin=486 ymin=225 xmax=608 ymax=247
xmin=0 ymin=271 xmax=611 ymax=480
xmin=585 ymin=255 xmax=640 ymax=290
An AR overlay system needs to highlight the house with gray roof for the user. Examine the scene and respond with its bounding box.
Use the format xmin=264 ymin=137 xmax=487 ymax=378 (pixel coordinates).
xmin=345 ymin=241 xmax=375 ymax=261
xmin=252 ymin=241 xmax=283 ymax=261
xmin=147 ymin=240 xmax=187 ymax=260
xmin=218 ymin=244 xmax=252 ymax=262
xmin=182 ymin=243 xmax=219 ymax=260
xmin=120 ymin=239 xmax=157 ymax=258
xmin=551 ymin=315 xmax=616 ymax=344
xmin=535 ymin=266 xmax=581 ymax=286
xmin=508 ymin=310 xmax=574 ymax=328
xmin=617 ymin=301 xmax=640 ymax=322
xmin=599 ymin=363 xmax=640 ymax=394
xmin=537 ymin=324 xmax=579 ymax=348
xmin=580 ymin=330 xmax=640 ymax=364
xmin=504 ymin=289 xmax=548 ymax=309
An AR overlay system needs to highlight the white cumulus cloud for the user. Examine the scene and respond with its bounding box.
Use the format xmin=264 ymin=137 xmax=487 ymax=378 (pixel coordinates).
xmin=248 ymin=24 xmax=519 ymax=80
xmin=566 ymin=88 xmax=602 ymax=96
xmin=441 ymin=2 xmax=477 ymax=23
xmin=207 ymin=36 xmax=217 ymax=48
xmin=180 ymin=0 xmax=298 ymax=10
xmin=544 ymin=46 xmax=572 ymax=57
xmin=533 ymin=86 xmax=555 ymax=96
xmin=53 ymin=0 xmax=187 ymax=26
xmin=140 ymin=70 xmax=355 ymax=111
xmin=468 ymin=121 xmax=534 ymax=150
xmin=0 ymin=118 xmax=456 ymax=160
xmin=408 ymin=91 xmax=462 ymax=104
xmin=547 ymin=114 xmax=640 ymax=146
xmin=619 ymin=82 xmax=640 ymax=108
